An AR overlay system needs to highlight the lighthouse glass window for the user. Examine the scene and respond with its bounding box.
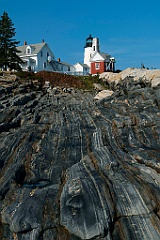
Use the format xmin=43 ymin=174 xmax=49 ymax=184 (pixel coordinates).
xmin=95 ymin=63 xmax=100 ymax=70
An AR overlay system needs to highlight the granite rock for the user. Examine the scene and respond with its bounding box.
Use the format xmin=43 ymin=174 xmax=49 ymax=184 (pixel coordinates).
xmin=0 ymin=77 xmax=160 ymax=239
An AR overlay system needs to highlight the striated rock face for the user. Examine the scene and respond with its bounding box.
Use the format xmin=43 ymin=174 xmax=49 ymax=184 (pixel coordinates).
xmin=0 ymin=77 xmax=160 ymax=240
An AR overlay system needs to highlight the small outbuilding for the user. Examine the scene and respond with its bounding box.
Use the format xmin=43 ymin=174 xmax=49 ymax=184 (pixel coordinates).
xmin=74 ymin=63 xmax=90 ymax=75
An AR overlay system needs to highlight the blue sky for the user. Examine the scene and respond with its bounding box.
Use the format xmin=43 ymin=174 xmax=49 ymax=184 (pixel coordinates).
xmin=1 ymin=0 xmax=160 ymax=70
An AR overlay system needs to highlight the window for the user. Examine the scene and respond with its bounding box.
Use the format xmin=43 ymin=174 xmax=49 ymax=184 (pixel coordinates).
xmin=93 ymin=46 xmax=95 ymax=51
xmin=47 ymin=52 xmax=49 ymax=57
xmin=95 ymin=63 xmax=100 ymax=70
xmin=68 ymin=66 xmax=70 ymax=71
xmin=43 ymin=62 xmax=46 ymax=68
xmin=41 ymin=51 xmax=43 ymax=57
xmin=105 ymin=63 xmax=109 ymax=71
xmin=26 ymin=46 xmax=31 ymax=54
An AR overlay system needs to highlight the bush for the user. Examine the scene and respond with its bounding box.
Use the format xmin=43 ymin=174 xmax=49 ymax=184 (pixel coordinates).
xmin=35 ymin=71 xmax=84 ymax=88
xmin=77 ymin=74 xmax=99 ymax=89
xmin=15 ymin=71 xmax=36 ymax=80
xmin=14 ymin=70 xmax=107 ymax=90
xmin=80 ymin=76 xmax=94 ymax=90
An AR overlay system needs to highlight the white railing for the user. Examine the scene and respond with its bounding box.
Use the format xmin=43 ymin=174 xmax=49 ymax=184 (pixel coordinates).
xmin=51 ymin=71 xmax=90 ymax=76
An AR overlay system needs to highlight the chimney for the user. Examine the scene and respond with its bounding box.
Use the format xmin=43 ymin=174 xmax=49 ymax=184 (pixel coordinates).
xmin=24 ymin=41 xmax=27 ymax=45
xmin=58 ymin=58 xmax=61 ymax=62
xmin=42 ymin=39 xmax=44 ymax=43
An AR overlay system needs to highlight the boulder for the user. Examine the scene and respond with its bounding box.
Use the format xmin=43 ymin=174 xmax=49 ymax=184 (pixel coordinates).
xmin=100 ymin=68 xmax=160 ymax=88
xmin=94 ymin=90 xmax=114 ymax=100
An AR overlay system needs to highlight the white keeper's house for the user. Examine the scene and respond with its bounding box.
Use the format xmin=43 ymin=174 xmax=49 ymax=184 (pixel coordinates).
xmin=17 ymin=40 xmax=75 ymax=73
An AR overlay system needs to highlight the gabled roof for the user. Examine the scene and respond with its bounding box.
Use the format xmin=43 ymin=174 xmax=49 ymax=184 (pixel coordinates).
xmin=90 ymin=51 xmax=111 ymax=62
xmin=74 ymin=62 xmax=90 ymax=68
xmin=17 ymin=42 xmax=46 ymax=56
xmin=100 ymin=52 xmax=111 ymax=60
xmin=58 ymin=61 xmax=73 ymax=67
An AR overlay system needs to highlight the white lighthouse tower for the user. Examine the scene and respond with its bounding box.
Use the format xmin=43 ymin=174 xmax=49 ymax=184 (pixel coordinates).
xmin=84 ymin=34 xmax=100 ymax=67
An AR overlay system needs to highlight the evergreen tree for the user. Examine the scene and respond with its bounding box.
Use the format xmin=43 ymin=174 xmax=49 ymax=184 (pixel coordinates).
xmin=0 ymin=11 xmax=22 ymax=71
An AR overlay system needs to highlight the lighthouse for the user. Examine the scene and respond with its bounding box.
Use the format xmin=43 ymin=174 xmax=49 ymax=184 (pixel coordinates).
xmin=83 ymin=34 xmax=115 ymax=74
xmin=84 ymin=34 xmax=100 ymax=67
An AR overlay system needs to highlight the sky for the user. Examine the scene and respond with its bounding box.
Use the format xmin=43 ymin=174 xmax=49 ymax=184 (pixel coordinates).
xmin=0 ymin=0 xmax=160 ymax=70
